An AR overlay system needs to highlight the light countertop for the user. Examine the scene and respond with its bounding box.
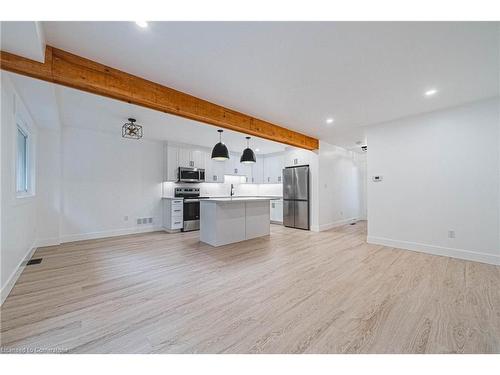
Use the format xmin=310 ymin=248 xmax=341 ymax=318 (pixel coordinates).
xmin=162 ymin=195 xmax=282 ymax=200
xmin=200 ymin=197 xmax=277 ymax=203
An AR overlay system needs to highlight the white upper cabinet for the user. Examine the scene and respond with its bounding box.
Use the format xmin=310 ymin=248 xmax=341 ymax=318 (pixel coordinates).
xmin=284 ymin=148 xmax=310 ymax=168
xmin=165 ymin=144 xmax=179 ymax=181
xmin=263 ymin=153 xmax=284 ymax=184
xmin=240 ymin=163 xmax=252 ymax=183
xmin=165 ymin=142 xmax=285 ymax=185
xmin=177 ymin=147 xmax=191 ymax=168
xmin=191 ymin=148 xmax=206 ymax=169
xmin=177 ymin=145 xmax=207 ymax=169
xmin=204 ymin=153 xmax=225 ymax=183
xmin=165 ymin=143 xmax=209 ymax=182
xmin=251 ymin=156 xmax=264 ymax=184
xmin=224 ymin=153 xmax=240 ymax=176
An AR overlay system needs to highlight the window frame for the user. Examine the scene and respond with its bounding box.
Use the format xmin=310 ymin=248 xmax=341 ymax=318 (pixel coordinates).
xmin=15 ymin=116 xmax=34 ymax=199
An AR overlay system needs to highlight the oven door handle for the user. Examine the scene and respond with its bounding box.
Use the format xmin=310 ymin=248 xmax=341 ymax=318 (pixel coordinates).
xmin=183 ymin=199 xmax=200 ymax=203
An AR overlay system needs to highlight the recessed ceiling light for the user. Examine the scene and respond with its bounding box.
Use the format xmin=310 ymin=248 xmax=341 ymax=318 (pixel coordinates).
xmin=255 ymin=148 xmax=260 ymax=152
xmin=135 ymin=21 xmax=148 ymax=28
xmin=326 ymin=118 xmax=334 ymax=124
xmin=424 ymin=89 xmax=438 ymax=97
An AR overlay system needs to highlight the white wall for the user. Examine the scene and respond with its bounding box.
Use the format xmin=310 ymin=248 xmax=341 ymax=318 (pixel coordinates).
xmin=36 ymin=128 xmax=62 ymax=246
xmin=60 ymin=127 xmax=164 ymax=242
xmin=316 ymin=141 xmax=366 ymax=231
xmin=367 ymin=98 xmax=500 ymax=265
xmin=1 ymin=74 xmax=39 ymax=302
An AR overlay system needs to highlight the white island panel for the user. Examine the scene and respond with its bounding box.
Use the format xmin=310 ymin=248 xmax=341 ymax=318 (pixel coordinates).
xmin=245 ymin=201 xmax=271 ymax=240
xmin=200 ymin=198 xmax=271 ymax=247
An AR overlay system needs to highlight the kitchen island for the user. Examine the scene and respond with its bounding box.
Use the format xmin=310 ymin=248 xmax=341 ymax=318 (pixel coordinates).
xmin=200 ymin=197 xmax=273 ymax=247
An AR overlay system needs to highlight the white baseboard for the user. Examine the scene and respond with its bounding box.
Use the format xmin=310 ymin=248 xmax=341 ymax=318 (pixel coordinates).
xmin=1 ymin=242 xmax=37 ymax=305
xmin=36 ymin=237 xmax=61 ymax=247
xmin=367 ymin=236 xmax=500 ymax=266
xmin=318 ymin=217 xmax=359 ymax=232
xmin=60 ymin=225 xmax=164 ymax=243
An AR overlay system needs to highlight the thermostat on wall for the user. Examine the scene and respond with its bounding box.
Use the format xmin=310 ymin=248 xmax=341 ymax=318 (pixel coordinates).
xmin=372 ymin=175 xmax=383 ymax=182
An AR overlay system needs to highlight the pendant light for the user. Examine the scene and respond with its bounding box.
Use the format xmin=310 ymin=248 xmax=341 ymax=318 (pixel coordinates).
xmin=122 ymin=118 xmax=143 ymax=139
xmin=240 ymin=136 xmax=256 ymax=164
xmin=211 ymin=129 xmax=230 ymax=161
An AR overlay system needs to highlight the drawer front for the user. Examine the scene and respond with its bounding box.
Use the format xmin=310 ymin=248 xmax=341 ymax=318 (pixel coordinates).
xmin=171 ymin=206 xmax=183 ymax=215
xmin=171 ymin=218 xmax=183 ymax=229
xmin=171 ymin=199 xmax=183 ymax=205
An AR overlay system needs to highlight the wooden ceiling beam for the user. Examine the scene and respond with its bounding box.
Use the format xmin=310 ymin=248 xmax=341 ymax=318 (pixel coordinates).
xmin=1 ymin=46 xmax=319 ymax=150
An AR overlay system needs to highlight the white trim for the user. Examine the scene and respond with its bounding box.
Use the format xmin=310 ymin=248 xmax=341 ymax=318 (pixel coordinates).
xmin=0 ymin=242 xmax=37 ymax=305
xmin=318 ymin=217 xmax=359 ymax=232
xmin=14 ymin=106 xmax=36 ymax=200
xmin=36 ymin=237 xmax=62 ymax=247
xmin=367 ymin=236 xmax=500 ymax=266
xmin=59 ymin=225 xmax=163 ymax=243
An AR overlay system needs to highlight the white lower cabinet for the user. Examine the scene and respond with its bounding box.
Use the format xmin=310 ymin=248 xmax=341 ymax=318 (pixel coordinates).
xmin=163 ymin=198 xmax=183 ymax=232
xmin=270 ymin=199 xmax=283 ymax=223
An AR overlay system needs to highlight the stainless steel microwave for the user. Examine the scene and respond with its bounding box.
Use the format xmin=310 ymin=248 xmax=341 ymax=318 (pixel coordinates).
xmin=178 ymin=167 xmax=205 ymax=183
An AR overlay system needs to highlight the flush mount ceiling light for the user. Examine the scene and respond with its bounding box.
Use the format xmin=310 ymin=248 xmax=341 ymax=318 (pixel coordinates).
xmin=424 ymin=88 xmax=438 ymax=97
xmin=135 ymin=21 xmax=148 ymax=28
xmin=255 ymin=148 xmax=260 ymax=152
xmin=122 ymin=118 xmax=143 ymax=139
xmin=211 ymin=129 xmax=229 ymax=161
xmin=326 ymin=118 xmax=334 ymax=124
xmin=240 ymin=136 xmax=256 ymax=164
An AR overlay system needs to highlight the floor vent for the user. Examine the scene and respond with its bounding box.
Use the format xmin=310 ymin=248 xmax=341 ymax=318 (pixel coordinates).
xmin=350 ymin=222 xmax=356 ymax=225
xmin=27 ymin=258 xmax=42 ymax=266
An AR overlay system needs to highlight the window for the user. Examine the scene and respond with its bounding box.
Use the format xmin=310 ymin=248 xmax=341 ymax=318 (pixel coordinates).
xmin=16 ymin=125 xmax=29 ymax=194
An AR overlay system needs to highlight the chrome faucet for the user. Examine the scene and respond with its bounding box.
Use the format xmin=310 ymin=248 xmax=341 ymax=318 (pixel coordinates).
xmin=230 ymin=184 xmax=235 ymax=197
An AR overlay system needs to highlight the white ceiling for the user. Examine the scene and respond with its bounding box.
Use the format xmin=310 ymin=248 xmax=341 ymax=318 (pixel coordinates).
xmin=7 ymin=72 xmax=286 ymax=154
xmin=39 ymin=21 xmax=500 ymax=150
xmin=0 ymin=21 xmax=46 ymax=62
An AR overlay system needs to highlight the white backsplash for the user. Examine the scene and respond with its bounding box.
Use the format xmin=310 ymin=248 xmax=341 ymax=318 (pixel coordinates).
xmin=163 ymin=176 xmax=282 ymax=198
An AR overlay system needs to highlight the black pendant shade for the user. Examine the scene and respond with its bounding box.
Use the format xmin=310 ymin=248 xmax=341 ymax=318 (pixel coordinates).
xmin=240 ymin=136 xmax=256 ymax=164
xmin=211 ymin=129 xmax=230 ymax=160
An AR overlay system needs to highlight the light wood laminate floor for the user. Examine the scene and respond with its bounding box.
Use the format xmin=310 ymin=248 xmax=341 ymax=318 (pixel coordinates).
xmin=1 ymin=222 xmax=499 ymax=353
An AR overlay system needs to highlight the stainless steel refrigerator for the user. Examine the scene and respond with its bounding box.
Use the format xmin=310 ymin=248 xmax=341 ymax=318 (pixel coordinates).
xmin=283 ymin=165 xmax=310 ymax=230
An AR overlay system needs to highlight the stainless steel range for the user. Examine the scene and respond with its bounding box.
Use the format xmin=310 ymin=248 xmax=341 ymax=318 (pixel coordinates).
xmin=174 ymin=187 xmax=203 ymax=231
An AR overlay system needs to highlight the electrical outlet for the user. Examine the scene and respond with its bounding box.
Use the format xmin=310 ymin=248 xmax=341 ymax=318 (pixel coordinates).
xmin=142 ymin=218 xmax=148 ymax=224
xmin=148 ymin=218 xmax=153 ymax=224
xmin=124 ymin=215 xmax=129 ymax=221
xmin=448 ymin=230 xmax=455 ymax=239
xmin=137 ymin=219 xmax=141 ymax=225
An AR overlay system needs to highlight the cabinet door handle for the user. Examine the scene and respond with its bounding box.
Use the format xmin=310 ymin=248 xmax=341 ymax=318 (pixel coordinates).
xmin=174 ymin=221 xmax=181 ymax=225
xmin=174 ymin=209 xmax=181 ymax=212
